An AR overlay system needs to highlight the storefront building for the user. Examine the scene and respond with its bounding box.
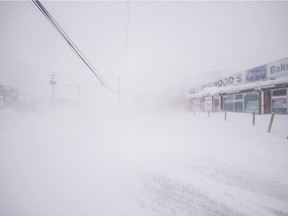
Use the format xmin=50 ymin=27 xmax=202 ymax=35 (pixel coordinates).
xmin=186 ymin=57 xmax=288 ymax=114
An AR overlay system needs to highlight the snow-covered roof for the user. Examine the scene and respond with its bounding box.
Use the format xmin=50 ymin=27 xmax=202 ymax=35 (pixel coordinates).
xmin=186 ymin=76 xmax=288 ymax=99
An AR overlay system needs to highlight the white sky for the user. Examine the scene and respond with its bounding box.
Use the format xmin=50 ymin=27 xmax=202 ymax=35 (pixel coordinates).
xmin=1 ymin=1 xmax=288 ymax=96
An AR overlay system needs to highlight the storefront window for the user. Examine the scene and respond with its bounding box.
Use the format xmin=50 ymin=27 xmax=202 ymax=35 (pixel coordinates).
xmin=235 ymin=94 xmax=243 ymax=100
xmin=271 ymin=89 xmax=288 ymax=114
xmin=212 ymin=97 xmax=220 ymax=112
xmin=224 ymin=103 xmax=234 ymax=112
xmin=272 ymin=98 xmax=287 ymax=114
xmin=235 ymin=101 xmax=243 ymax=112
xmin=244 ymin=93 xmax=259 ymax=113
xmin=272 ymin=89 xmax=287 ymax=97
xmin=214 ymin=99 xmax=219 ymax=107
xmin=224 ymin=95 xmax=233 ymax=102
xmin=223 ymin=95 xmax=233 ymax=111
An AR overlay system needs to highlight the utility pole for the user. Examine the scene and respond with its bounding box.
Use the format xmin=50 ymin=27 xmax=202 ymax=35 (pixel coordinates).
xmin=78 ymin=85 xmax=81 ymax=104
xmin=118 ymin=76 xmax=121 ymax=111
xmin=49 ymin=73 xmax=57 ymax=103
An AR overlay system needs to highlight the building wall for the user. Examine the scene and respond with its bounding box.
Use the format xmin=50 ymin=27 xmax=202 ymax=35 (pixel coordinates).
xmin=263 ymin=89 xmax=271 ymax=114
xmin=186 ymin=57 xmax=288 ymax=114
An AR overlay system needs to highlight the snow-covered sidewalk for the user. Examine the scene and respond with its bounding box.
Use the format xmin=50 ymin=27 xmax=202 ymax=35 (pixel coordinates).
xmin=0 ymin=107 xmax=287 ymax=216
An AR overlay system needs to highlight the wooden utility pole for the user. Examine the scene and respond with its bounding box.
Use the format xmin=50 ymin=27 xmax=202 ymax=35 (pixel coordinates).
xmin=49 ymin=73 xmax=57 ymax=103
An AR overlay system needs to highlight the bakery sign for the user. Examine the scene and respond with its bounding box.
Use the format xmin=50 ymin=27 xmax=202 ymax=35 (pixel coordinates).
xmin=267 ymin=57 xmax=288 ymax=79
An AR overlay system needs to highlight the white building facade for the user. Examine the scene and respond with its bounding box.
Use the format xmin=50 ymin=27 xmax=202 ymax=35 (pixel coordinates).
xmin=186 ymin=57 xmax=288 ymax=114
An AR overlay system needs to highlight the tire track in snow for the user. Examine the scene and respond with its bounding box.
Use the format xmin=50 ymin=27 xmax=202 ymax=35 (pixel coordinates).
xmin=187 ymin=159 xmax=288 ymax=201
xmin=137 ymin=171 xmax=245 ymax=216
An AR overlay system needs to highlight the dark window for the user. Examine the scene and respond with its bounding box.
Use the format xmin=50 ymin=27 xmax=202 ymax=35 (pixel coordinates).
xmin=272 ymin=108 xmax=287 ymax=114
xmin=244 ymin=93 xmax=259 ymax=113
xmin=244 ymin=94 xmax=259 ymax=105
xmin=272 ymin=98 xmax=287 ymax=114
xmin=224 ymin=95 xmax=233 ymax=103
xmin=272 ymin=89 xmax=287 ymax=97
xmin=235 ymin=101 xmax=243 ymax=112
xmin=224 ymin=103 xmax=233 ymax=112
xmin=213 ymin=98 xmax=219 ymax=107
xmin=212 ymin=98 xmax=220 ymax=112
xmin=235 ymin=94 xmax=243 ymax=100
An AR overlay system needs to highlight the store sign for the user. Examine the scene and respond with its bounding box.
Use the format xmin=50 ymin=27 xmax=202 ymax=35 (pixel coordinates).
xmin=199 ymin=58 xmax=288 ymax=90
xmin=200 ymin=72 xmax=245 ymax=89
xmin=245 ymin=65 xmax=267 ymax=82
xmin=215 ymin=72 xmax=244 ymax=87
xmin=267 ymin=57 xmax=288 ymax=79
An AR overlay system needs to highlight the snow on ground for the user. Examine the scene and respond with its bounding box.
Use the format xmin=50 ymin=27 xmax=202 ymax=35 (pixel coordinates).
xmin=0 ymin=105 xmax=288 ymax=216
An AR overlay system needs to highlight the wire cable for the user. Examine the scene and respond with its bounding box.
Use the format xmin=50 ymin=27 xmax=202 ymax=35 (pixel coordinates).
xmin=31 ymin=0 xmax=110 ymax=90
xmin=123 ymin=0 xmax=130 ymax=90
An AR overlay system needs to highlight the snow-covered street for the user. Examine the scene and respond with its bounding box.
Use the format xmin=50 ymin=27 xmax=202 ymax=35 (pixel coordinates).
xmin=1 ymin=107 xmax=287 ymax=216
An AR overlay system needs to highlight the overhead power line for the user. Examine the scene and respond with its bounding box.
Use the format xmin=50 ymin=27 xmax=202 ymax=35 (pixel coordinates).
xmin=123 ymin=0 xmax=130 ymax=90
xmin=31 ymin=0 xmax=109 ymax=90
